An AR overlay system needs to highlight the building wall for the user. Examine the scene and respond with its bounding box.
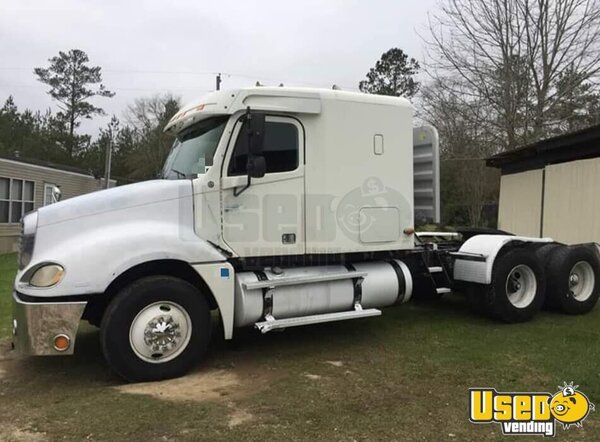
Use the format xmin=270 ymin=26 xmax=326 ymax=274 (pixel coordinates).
xmin=0 ymin=158 xmax=105 ymax=254
xmin=543 ymin=158 xmax=600 ymax=244
xmin=497 ymin=169 xmax=543 ymax=237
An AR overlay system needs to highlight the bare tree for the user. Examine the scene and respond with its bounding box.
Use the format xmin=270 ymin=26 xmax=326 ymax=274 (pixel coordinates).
xmin=420 ymin=0 xmax=600 ymax=225
xmin=421 ymin=79 xmax=500 ymax=226
xmin=125 ymin=94 xmax=180 ymax=179
xmin=425 ymin=0 xmax=600 ymax=149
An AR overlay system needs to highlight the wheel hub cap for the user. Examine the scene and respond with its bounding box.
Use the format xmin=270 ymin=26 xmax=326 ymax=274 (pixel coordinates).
xmin=144 ymin=315 xmax=181 ymax=352
xmin=569 ymin=261 xmax=595 ymax=301
xmin=129 ymin=301 xmax=192 ymax=364
xmin=569 ymin=273 xmax=580 ymax=288
xmin=505 ymin=264 xmax=537 ymax=308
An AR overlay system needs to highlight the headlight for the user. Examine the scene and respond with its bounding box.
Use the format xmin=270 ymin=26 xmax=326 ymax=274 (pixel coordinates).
xmin=18 ymin=211 xmax=38 ymax=270
xmin=29 ymin=264 xmax=65 ymax=287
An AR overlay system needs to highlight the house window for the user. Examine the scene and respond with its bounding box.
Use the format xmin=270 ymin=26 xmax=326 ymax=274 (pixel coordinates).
xmin=0 ymin=177 xmax=35 ymax=223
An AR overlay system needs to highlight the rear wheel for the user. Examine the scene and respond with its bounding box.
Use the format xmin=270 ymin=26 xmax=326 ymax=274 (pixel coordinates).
xmin=534 ymin=243 xmax=564 ymax=309
xmin=485 ymin=248 xmax=546 ymax=323
xmin=535 ymin=243 xmax=563 ymax=265
xmin=100 ymin=276 xmax=211 ymax=382
xmin=546 ymin=246 xmax=600 ymax=315
xmin=465 ymin=283 xmax=492 ymax=317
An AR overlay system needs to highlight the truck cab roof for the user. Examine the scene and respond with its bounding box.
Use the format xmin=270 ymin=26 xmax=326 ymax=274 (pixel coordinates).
xmin=164 ymin=86 xmax=412 ymax=135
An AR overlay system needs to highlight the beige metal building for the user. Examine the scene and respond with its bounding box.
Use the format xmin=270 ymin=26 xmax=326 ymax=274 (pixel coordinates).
xmin=487 ymin=124 xmax=600 ymax=244
xmin=0 ymin=155 xmax=111 ymax=253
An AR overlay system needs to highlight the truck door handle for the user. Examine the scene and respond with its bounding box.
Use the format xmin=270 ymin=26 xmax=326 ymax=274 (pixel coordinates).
xmin=224 ymin=204 xmax=241 ymax=213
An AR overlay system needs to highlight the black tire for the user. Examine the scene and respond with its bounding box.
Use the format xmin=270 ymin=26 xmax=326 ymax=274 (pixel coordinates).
xmin=100 ymin=276 xmax=211 ymax=382
xmin=546 ymin=246 xmax=600 ymax=315
xmin=485 ymin=248 xmax=546 ymax=323
xmin=464 ymin=282 xmax=493 ymax=317
xmin=535 ymin=243 xmax=563 ymax=264
xmin=534 ymin=243 xmax=564 ymax=310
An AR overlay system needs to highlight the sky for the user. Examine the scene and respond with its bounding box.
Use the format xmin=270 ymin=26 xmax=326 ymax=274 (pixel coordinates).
xmin=0 ymin=0 xmax=438 ymax=135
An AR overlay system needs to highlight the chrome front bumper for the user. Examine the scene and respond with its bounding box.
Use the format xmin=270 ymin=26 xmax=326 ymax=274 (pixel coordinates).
xmin=12 ymin=291 xmax=87 ymax=356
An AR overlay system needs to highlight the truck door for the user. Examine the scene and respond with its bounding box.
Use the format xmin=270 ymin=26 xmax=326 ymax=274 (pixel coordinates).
xmin=221 ymin=115 xmax=305 ymax=257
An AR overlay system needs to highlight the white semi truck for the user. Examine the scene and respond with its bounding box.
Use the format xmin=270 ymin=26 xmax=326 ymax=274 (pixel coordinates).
xmin=11 ymin=87 xmax=600 ymax=382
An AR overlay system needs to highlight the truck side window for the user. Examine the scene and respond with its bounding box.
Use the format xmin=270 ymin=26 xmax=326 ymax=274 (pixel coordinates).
xmin=228 ymin=121 xmax=299 ymax=176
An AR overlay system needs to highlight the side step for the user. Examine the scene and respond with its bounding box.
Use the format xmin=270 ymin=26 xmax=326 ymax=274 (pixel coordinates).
xmin=255 ymin=308 xmax=381 ymax=334
xmin=436 ymin=287 xmax=452 ymax=294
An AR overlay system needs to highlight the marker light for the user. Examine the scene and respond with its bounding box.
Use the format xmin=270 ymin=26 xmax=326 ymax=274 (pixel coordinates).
xmin=53 ymin=334 xmax=71 ymax=352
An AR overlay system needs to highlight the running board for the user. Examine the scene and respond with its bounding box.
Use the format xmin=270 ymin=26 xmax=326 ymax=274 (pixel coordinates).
xmin=255 ymin=309 xmax=381 ymax=333
xmin=436 ymin=287 xmax=452 ymax=294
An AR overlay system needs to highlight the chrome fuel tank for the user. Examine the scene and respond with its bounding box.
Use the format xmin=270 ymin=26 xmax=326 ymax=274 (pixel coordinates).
xmin=233 ymin=260 xmax=412 ymax=327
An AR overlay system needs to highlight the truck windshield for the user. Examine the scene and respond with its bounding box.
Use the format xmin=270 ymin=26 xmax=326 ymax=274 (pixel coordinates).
xmin=162 ymin=116 xmax=229 ymax=179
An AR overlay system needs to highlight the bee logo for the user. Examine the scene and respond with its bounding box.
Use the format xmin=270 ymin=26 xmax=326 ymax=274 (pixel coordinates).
xmin=550 ymin=382 xmax=595 ymax=429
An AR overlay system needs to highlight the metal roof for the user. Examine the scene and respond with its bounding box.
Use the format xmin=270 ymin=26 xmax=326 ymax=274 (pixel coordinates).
xmin=0 ymin=153 xmax=95 ymax=177
xmin=487 ymin=123 xmax=600 ymax=174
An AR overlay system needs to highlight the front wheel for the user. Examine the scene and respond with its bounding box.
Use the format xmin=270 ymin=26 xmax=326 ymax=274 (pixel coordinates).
xmin=100 ymin=276 xmax=212 ymax=382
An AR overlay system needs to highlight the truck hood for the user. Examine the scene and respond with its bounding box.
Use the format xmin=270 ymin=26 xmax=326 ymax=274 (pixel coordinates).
xmin=18 ymin=178 xmax=228 ymax=300
xmin=37 ymin=180 xmax=191 ymax=227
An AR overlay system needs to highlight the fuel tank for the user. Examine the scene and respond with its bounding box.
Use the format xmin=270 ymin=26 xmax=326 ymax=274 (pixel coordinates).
xmin=233 ymin=260 xmax=412 ymax=327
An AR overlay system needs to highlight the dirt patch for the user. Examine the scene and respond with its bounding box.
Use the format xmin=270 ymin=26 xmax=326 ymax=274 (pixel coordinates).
xmin=116 ymin=369 xmax=241 ymax=402
xmin=0 ymin=342 xmax=18 ymax=361
xmin=0 ymin=425 xmax=47 ymax=442
xmin=227 ymin=402 xmax=254 ymax=428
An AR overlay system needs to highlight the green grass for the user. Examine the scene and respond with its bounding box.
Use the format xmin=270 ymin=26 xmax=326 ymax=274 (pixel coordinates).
xmin=0 ymin=253 xmax=16 ymax=338
xmin=0 ymin=253 xmax=599 ymax=440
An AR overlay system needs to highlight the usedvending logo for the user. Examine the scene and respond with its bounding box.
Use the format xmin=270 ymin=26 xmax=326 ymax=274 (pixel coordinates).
xmin=469 ymin=382 xmax=594 ymax=437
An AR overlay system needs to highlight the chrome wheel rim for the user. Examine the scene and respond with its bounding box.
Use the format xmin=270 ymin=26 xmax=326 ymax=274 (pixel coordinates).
xmin=569 ymin=261 xmax=595 ymax=302
xmin=505 ymin=264 xmax=537 ymax=308
xmin=129 ymin=301 xmax=192 ymax=364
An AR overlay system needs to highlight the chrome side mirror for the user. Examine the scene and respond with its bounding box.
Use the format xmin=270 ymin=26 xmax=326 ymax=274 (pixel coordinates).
xmin=52 ymin=186 xmax=62 ymax=203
